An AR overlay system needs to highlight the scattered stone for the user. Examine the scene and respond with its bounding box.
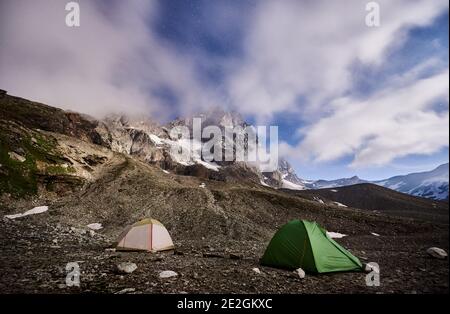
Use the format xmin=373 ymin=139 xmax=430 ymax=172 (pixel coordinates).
xmin=229 ymin=253 xmax=243 ymax=260
xmin=15 ymin=147 xmax=25 ymax=155
xmin=8 ymin=151 xmax=26 ymax=163
xmin=57 ymin=283 xmax=67 ymax=289
xmin=70 ymin=227 xmax=86 ymax=235
xmin=173 ymin=249 xmax=184 ymax=256
xmin=294 ymin=268 xmax=306 ymax=279
xmin=116 ymin=262 xmax=137 ymax=274
xmin=252 ymin=268 xmax=261 ymax=274
xmin=86 ymin=223 xmax=103 ymax=230
xmin=159 ymin=270 xmax=178 ymax=279
xmin=203 ymin=252 xmax=224 ymax=258
xmin=105 ymin=248 xmax=116 ymax=252
xmin=364 ymin=262 xmax=380 ymax=273
xmin=115 ymin=288 xmax=136 ymax=294
xmin=427 ymin=247 xmax=447 ymax=259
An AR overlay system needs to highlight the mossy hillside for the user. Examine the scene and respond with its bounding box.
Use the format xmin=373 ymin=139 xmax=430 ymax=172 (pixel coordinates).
xmin=0 ymin=125 xmax=73 ymax=197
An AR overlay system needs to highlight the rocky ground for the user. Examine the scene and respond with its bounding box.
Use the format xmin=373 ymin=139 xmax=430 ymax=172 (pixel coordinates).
xmin=0 ymin=206 xmax=447 ymax=294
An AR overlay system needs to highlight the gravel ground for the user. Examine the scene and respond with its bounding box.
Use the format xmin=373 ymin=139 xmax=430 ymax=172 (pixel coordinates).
xmin=0 ymin=213 xmax=447 ymax=294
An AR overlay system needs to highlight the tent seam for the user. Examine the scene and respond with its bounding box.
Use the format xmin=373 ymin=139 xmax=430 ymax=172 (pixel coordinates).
xmin=303 ymin=221 xmax=319 ymax=273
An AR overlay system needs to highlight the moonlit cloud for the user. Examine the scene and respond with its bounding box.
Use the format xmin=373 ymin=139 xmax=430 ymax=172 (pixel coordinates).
xmin=226 ymin=0 xmax=448 ymax=122
xmin=297 ymin=68 xmax=449 ymax=167
xmin=224 ymin=0 xmax=448 ymax=167
xmin=0 ymin=0 xmax=220 ymax=120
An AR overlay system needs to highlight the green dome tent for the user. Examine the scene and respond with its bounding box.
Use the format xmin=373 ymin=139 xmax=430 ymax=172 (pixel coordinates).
xmin=260 ymin=219 xmax=363 ymax=273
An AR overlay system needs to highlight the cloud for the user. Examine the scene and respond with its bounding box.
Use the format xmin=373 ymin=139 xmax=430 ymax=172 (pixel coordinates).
xmin=0 ymin=0 xmax=220 ymax=120
xmin=222 ymin=0 xmax=448 ymax=167
xmin=225 ymin=0 xmax=448 ymax=122
xmin=298 ymin=68 xmax=449 ymax=167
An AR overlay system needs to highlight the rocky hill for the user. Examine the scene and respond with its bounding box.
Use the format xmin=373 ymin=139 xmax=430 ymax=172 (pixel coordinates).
xmin=288 ymin=183 xmax=448 ymax=223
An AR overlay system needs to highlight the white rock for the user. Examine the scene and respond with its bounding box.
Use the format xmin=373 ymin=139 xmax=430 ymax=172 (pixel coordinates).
xmin=426 ymin=247 xmax=448 ymax=259
xmin=294 ymin=268 xmax=306 ymax=279
xmin=115 ymin=288 xmax=136 ymax=294
xmin=364 ymin=262 xmax=380 ymax=273
xmin=8 ymin=151 xmax=26 ymax=163
xmin=371 ymin=232 xmax=380 ymax=237
xmin=117 ymin=262 xmax=137 ymax=274
xmin=87 ymin=223 xmax=103 ymax=230
xmin=159 ymin=270 xmax=178 ymax=278
xmin=252 ymin=267 xmax=261 ymax=274
xmin=313 ymin=196 xmax=324 ymax=204
xmin=326 ymin=231 xmax=347 ymax=239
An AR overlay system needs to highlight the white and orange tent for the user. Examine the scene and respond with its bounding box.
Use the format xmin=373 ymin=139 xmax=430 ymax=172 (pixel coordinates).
xmin=115 ymin=218 xmax=175 ymax=252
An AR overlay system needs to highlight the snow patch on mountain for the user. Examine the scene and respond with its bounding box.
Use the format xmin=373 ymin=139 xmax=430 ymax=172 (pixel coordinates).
xmin=310 ymin=176 xmax=367 ymax=189
xmin=333 ymin=201 xmax=348 ymax=208
xmin=374 ymin=163 xmax=449 ymax=200
xmin=149 ymin=134 xmax=163 ymax=146
xmin=281 ymin=179 xmax=305 ymax=190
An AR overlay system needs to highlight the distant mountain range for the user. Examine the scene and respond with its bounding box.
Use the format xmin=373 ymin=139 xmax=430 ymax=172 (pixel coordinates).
xmin=374 ymin=163 xmax=449 ymax=201
xmin=169 ymin=109 xmax=449 ymax=201
xmin=307 ymin=176 xmax=367 ymax=189
xmin=278 ymin=162 xmax=449 ymax=201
